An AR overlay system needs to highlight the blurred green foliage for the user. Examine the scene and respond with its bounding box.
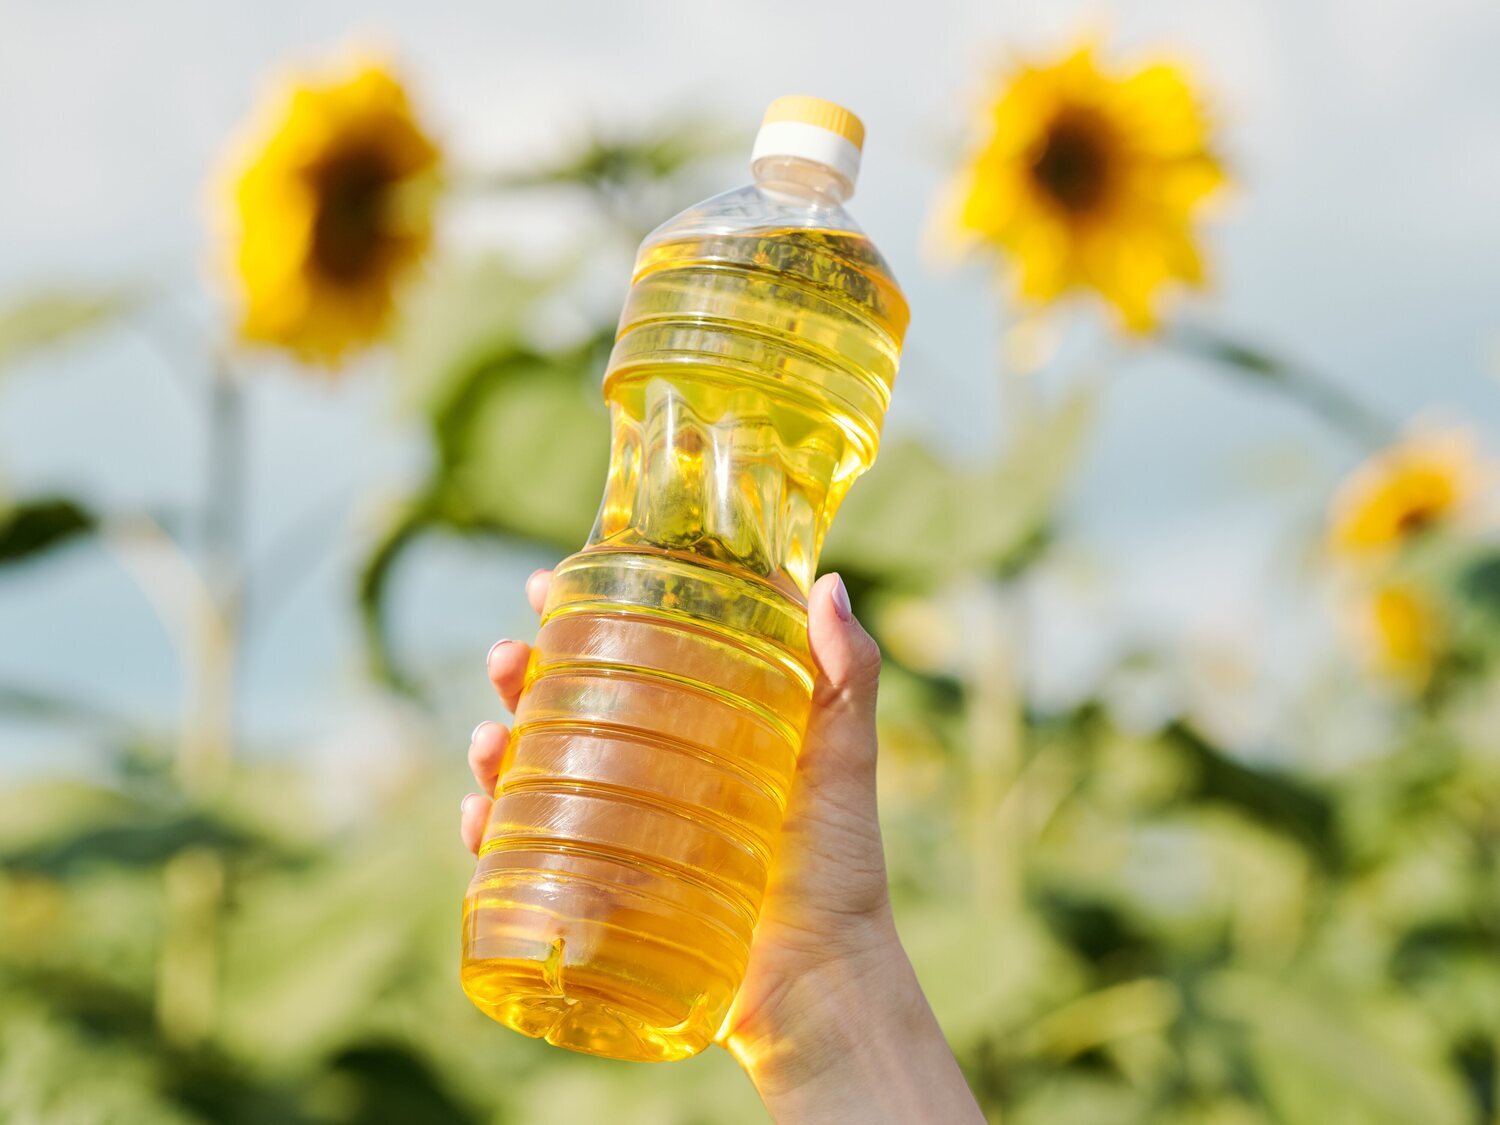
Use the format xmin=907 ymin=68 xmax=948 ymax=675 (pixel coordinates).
xmin=0 ymin=288 xmax=140 ymax=372
xmin=3 ymin=118 xmax=1500 ymax=1125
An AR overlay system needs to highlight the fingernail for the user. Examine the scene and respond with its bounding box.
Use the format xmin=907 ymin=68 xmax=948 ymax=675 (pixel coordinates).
xmin=486 ymin=639 xmax=513 ymax=666
xmin=527 ymin=568 xmax=547 ymax=584
xmin=461 ymin=793 xmax=482 ymax=815
xmin=470 ymin=720 xmax=494 ymax=744
xmin=830 ymin=574 xmax=853 ymax=622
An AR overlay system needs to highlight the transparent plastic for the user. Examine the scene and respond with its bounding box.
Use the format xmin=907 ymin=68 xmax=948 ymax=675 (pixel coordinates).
xmin=460 ymin=155 xmax=909 ymax=1061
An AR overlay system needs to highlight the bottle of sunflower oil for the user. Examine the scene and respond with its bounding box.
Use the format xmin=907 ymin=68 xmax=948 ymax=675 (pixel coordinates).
xmin=461 ymin=96 xmax=908 ymax=1062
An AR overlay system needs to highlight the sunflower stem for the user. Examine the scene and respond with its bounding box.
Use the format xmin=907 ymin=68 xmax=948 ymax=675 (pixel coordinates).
xmin=963 ymin=319 xmax=1035 ymax=935
xmin=1168 ymin=323 xmax=1396 ymax=449
xmin=962 ymin=584 xmax=1026 ymax=931
xmin=157 ymin=352 xmax=242 ymax=1049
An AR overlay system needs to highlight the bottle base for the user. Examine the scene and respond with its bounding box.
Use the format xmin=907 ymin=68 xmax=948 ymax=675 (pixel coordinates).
xmin=462 ymin=956 xmax=715 ymax=1062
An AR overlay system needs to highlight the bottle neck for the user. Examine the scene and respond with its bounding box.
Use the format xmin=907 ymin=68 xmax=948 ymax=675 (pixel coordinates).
xmin=751 ymin=156 xmax=853 ymax=207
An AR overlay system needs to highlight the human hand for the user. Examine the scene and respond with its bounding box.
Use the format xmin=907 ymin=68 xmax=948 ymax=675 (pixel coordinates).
xmin=461 ymin=569 xmax=981 ymax=1124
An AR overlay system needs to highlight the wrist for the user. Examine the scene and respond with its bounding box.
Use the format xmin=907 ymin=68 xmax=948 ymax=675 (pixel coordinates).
xmin=727 ymin=917 xmax=926 ymax=1103
xmin=725 ymin=911 xmax=983 ymax=1123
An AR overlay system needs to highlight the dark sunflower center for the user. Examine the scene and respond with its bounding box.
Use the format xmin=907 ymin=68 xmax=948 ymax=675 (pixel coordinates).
xmin=1030 ymin=111 xmax=1112 ymax=214
xmin=310 ymin=146 xmax=396 ymax=282
xmin=1393 ymin=503 xmax=1440 ymax=537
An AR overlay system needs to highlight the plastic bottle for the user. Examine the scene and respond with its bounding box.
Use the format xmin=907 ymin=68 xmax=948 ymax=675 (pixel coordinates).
xmin=461 ymin=95 xmax=908 ymax=1062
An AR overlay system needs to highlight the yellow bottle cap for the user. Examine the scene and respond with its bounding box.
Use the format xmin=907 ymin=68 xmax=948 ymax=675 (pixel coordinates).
xmin=759 ymin=96 xmax=865 ymax=151
xmin=752 ymin=95 xmax=866 ymax=191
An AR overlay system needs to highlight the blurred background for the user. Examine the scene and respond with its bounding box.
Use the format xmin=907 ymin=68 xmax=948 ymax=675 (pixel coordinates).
xmin=4 ymin=1 xmax=1500 ymax=1122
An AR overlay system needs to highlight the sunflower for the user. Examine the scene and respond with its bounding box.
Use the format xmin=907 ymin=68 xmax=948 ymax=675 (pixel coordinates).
xmin=948 ymin=45 xmax=1226 ymax=332
xmin=218 ymin=55 xmax=441 ymax=365
xmin=1329 ymin=428 xmax=1483 ymax=557
xmin=1361 ymin=583 xmax=1440 ymax=689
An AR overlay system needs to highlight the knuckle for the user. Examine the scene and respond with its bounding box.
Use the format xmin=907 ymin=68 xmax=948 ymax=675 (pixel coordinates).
xmin=849 ymin=630 xmax=883 ymax=682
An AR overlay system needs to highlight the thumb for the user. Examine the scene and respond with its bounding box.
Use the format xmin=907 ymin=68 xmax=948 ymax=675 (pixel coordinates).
xmin=801 ymin=573 xmax=882 ymax=793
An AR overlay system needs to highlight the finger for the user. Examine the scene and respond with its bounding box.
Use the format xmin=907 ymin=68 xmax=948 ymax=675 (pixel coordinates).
xmin=468 ymin=720 xmax=511 ymax=794
xmin=801 ymin=573 xmax=882 ymax=792
xmin=525 ymin=568 xmax=554 ymax=616
xmin=486 ymin=639 xmax=532 ymax=713
xmin=460 ymin=792 xmax=491 ymax=855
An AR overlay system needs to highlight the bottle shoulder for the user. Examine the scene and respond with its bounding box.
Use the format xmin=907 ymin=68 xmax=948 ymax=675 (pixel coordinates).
xmin=636 ymin=183 xmax=906 ymax=337
xmin=642 ymin=183 xmax=866 ymax=246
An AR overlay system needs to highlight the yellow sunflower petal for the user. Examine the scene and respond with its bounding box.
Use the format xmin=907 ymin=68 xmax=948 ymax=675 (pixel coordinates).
xmin=1116 ymin=63 xmax=1214 ymax=154
xmin=1329 ymin=428 xmax=1484 ymax=557
xmin=214 ymin=53 xmax=443 ymax=367
xmin=1364 ymin=584 xmax=1440 ymax=689
xmin=941 ymin=39 xmax=1227 ymax=335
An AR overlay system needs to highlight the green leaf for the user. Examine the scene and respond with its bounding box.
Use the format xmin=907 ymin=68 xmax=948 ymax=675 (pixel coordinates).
xmin=480 ymin=119 xmax=742 ymax=193
xmin=0 ymin=966 xmax=311 ymax=1123
xmin=441 ymin=345 xmax=610 ymax=545
xmin=0 ymin=680 xmax=133 ymax=729
xmin=824 ymin=440 xmax=958 ymax=582
xmin=314 ymin=1041 xmax=481 ymax=1125
xmin=0 ymin=808 xmax=296 ymax=877
xmin=826 ymin=385 xmax=1095 ymax=586
xmin=1033 ymin=890 xmax=1161 ymax=971
xmin=0 ymin=288 xmax=139 ymax=371
xmin=0 ymin=779 xmax=147 ymax=851
xmin=1456 ymin=552 xmax=1500 ymax=619
xmin=364 ymin=260 xmax=616 ymax=687
xmin=0 ymin=497 xmax=96 ymax=567
xmin=356 ymin=501 xmax=438 ymax=692
xmin=1204 ymin=970 xmax=1471 ymax=1125
xmin=394 ymin=256 xmax=571 ymax=421
xmin=1163 ymin=721 xmax=1341 ymax=870
xmin=357 ymin=346 xmax=611 ymax=690
xmin=393 ymin=253 xmax=612 ymax=548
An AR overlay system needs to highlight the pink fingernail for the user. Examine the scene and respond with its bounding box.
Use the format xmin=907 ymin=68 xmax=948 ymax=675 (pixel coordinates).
xmin=830 ymin=574 xmax=853 ymax=622
xmin=461 ymin=793 xmax=481 ymax=815
xmin=486 ymin=639 xmax=513 ymax=666
xmin=470 ymin=721 xmax=493 ymax=744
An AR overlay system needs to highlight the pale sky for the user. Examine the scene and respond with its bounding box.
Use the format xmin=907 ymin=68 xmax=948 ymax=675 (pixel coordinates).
xmin=3 ymin=0 xmax=1499 ymax=767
